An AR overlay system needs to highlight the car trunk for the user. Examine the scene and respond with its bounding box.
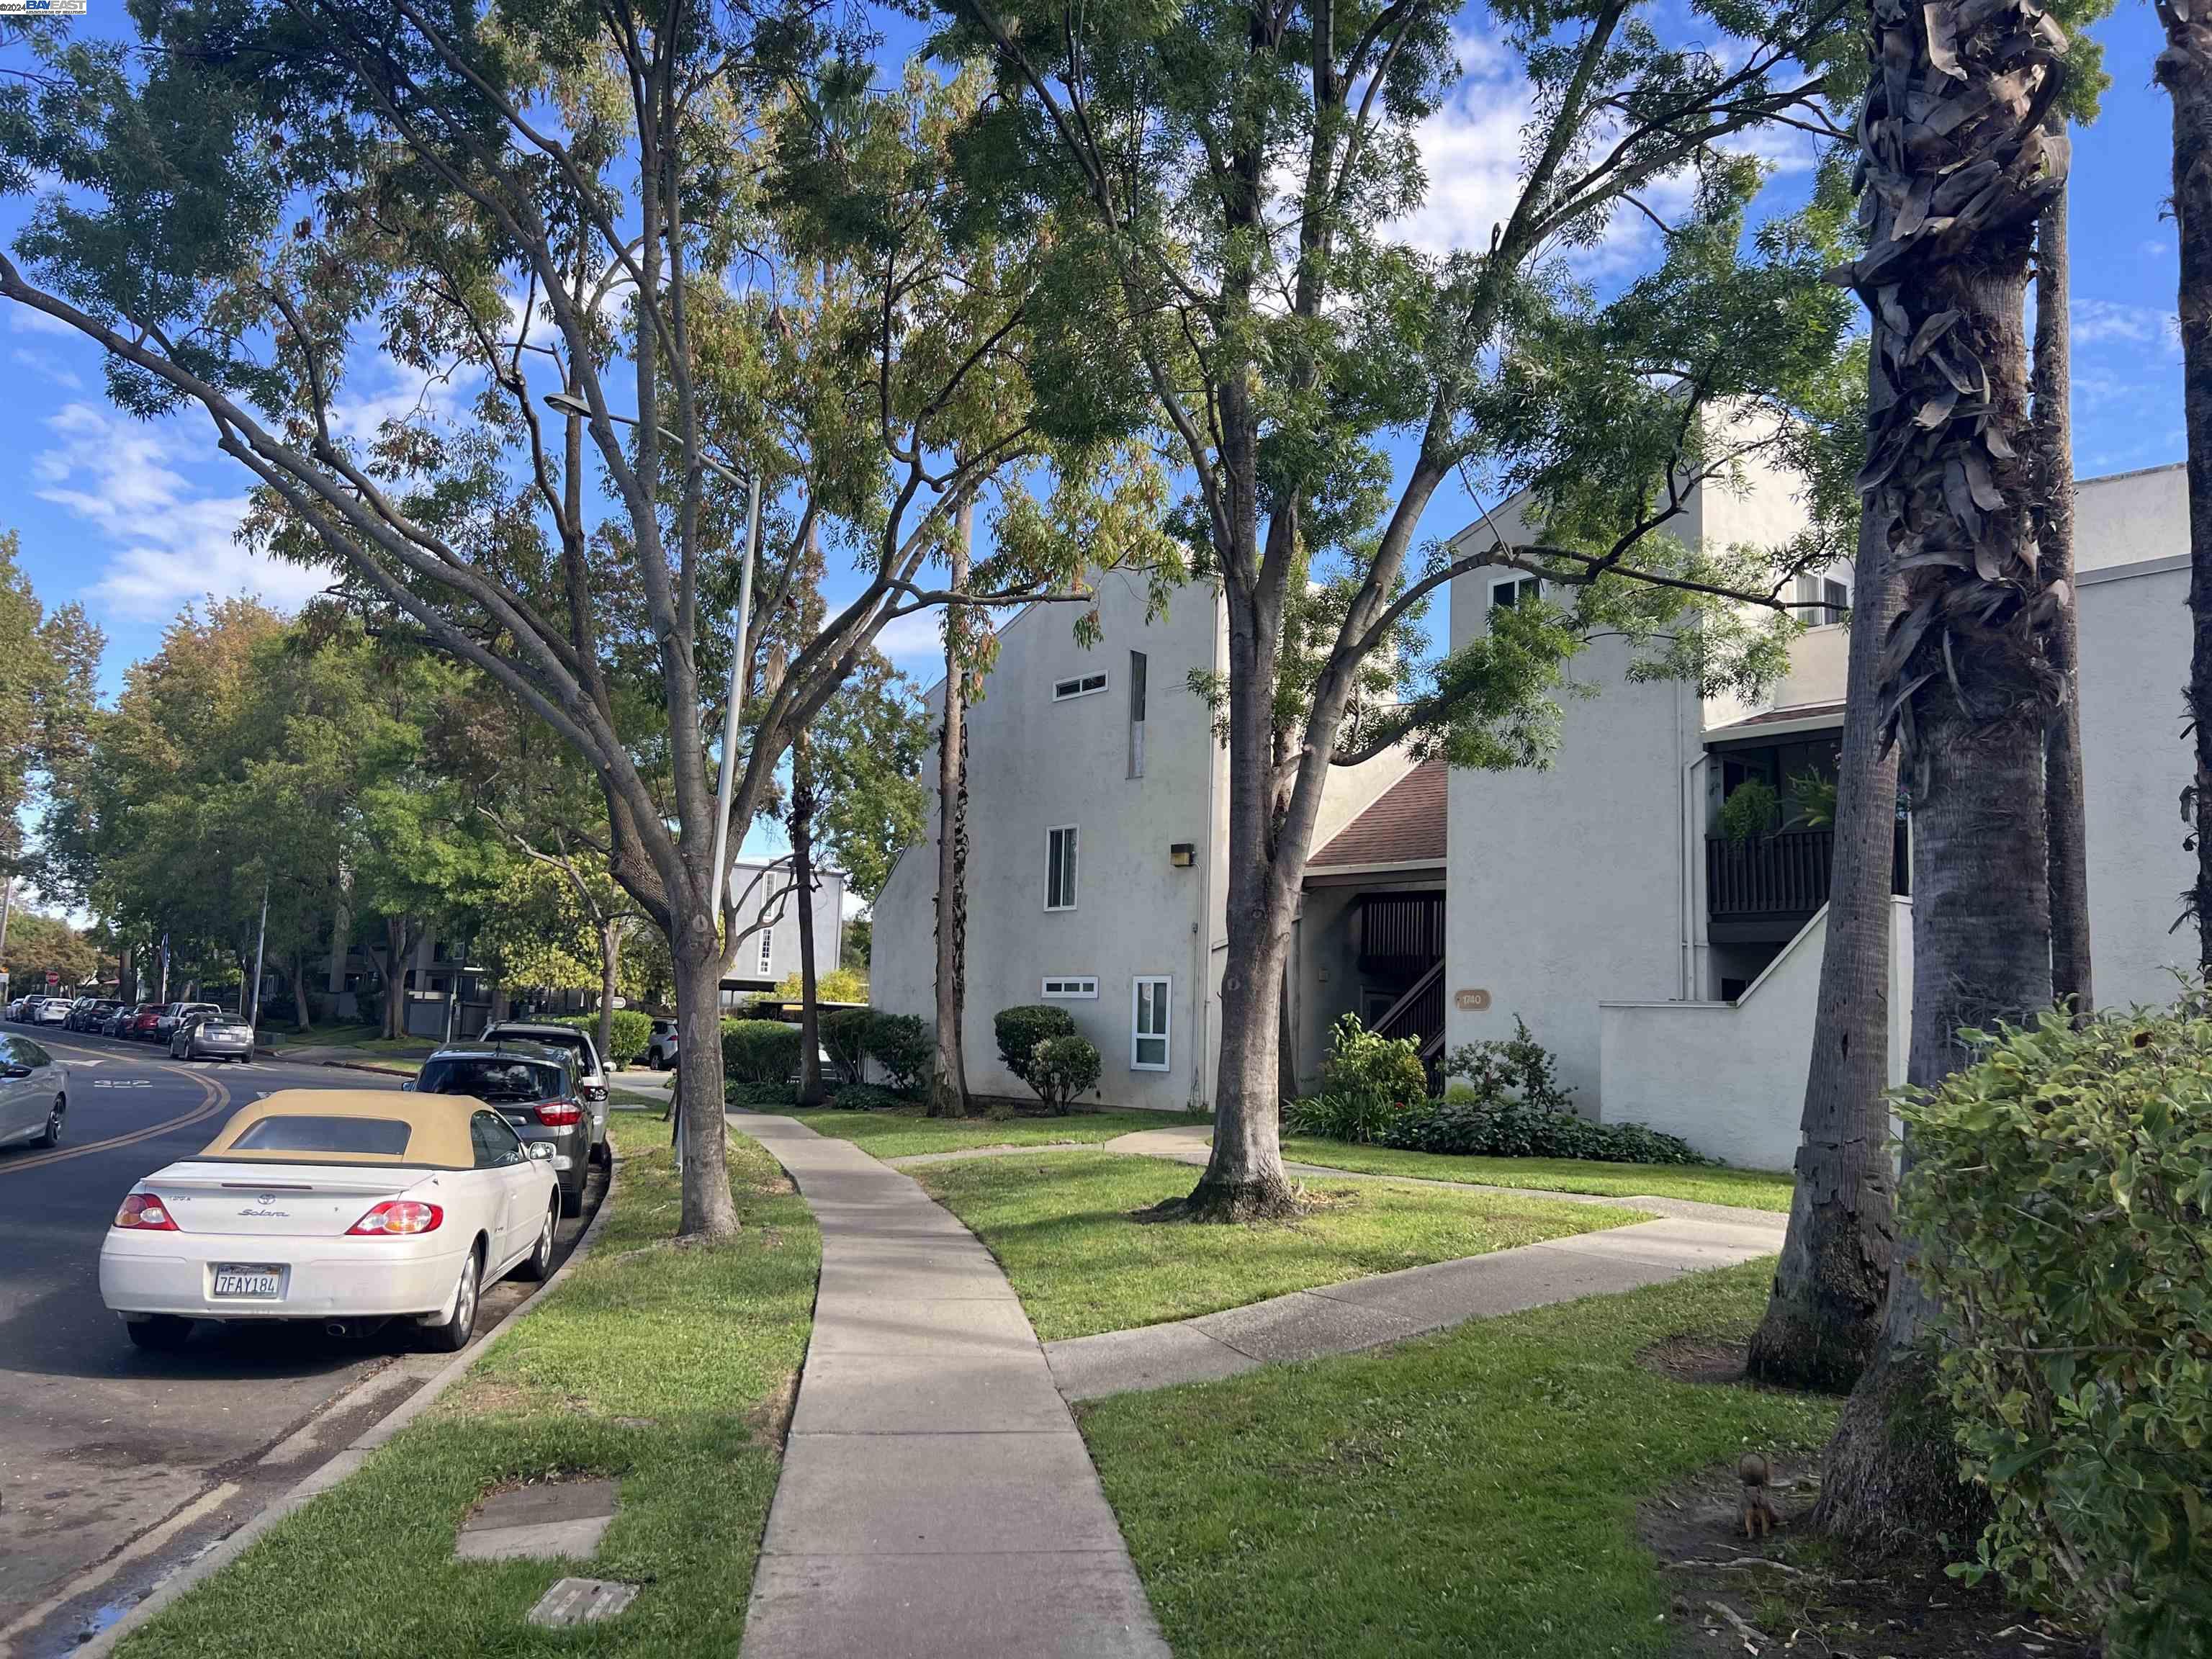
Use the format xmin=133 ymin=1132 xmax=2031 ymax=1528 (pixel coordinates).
xmin=149 ymin=1162 xmax=425 ymax=1237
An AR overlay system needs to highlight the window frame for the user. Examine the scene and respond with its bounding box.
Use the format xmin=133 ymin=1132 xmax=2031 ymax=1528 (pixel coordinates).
xmin=1040 ymin=975 xmax=1099 ymax=1000
xmin=755 ymin=925 xmax=775 ymax=977
xmin=1127 ymin=650 xmax=1148 ymax=778
xmin=1488 ymin=574 xmax=1540 ymax=613
xmin=1045 ymin=824 xmax=1079 ymax=912
xmin=1051 ymin=670 xmax=1110 ymax=701
xmin=1130 ymin=975 xmax=1172 ymax=1071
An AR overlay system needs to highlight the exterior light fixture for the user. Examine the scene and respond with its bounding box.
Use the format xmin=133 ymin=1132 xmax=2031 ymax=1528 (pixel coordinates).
xmin=1169 ymin=842 xmax=1195 ymax=868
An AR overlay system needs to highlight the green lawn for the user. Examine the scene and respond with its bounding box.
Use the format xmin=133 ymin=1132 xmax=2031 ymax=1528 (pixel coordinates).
xmin=1277 ymin=1136 xmax=1798 ymax=1212
xmin=1080 ymin=1260 xmax=1833 ymax=1659
xmin=910 ymin=1150 xmax=1640 ymax=1341
xmin=117 ymin=1115 xmax=818 ymax=1659
xmin=783 ymin=1105 xmax=1174 ymax=1161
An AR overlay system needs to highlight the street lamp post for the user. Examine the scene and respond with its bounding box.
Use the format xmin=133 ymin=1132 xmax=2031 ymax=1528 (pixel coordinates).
xmin=544 ymin=391 xmax=762 ymax=941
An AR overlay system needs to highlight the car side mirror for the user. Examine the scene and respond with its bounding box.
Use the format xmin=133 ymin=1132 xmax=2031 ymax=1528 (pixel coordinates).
xmin=527 ymin=1141 xmax=554 ymax=1161
xmin=2 ymin=1063 xmax=29 ymax=1079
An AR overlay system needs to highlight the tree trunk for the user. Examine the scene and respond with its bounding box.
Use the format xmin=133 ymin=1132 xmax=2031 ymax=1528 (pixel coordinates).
xmin=928 ymin=499 xmax=973 ymax=1118
xmin=596 ymin=916 xmax=621 ymax=1069
xmin=673 ymin=940 xmax=740 ymax=1236
xmin=1744 ymin=493 xmax=1901 ymax=1393
xmin=382 ymin=917 xmax=414 ymax=1040
xmin=2033 ymin=143 xmax=2093 ymax=1018
xmin=793 ymin=730 xmax=825 ymax=1107
xmin=292 ymin=945 xmax=313 ymax=1033
xmin=2161 ymin=3 xmax=2212 ymax=969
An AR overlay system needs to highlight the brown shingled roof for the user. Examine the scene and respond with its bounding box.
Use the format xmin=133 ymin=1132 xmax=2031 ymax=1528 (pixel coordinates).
xmin=1309 ymin=760 xmax=1446 ymax=870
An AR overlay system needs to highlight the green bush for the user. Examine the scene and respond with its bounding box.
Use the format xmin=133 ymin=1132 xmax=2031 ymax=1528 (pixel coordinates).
xmin=830 ymin=1082 xmax=909 ymax=1112
xmin=726 ymin=1078 xmax=798 ymax=1107
xmin=994 ymin=1004 xmax=1079 ymax=1083
xmin=1900 ymin=1001 xmax=2212 ymax=1658
xmin=1026 ymin=1034 xmax=1101 ymax=1114
xmin=819 ymin=1007 xmax=874 ymax=1084
xmin=1381 ymin=1090 xmax=1712 ymax=1166
xmin=1442 ymin=1016 xmax=1575 ymax=1113
xmin=721 ymin=1019 xmax=801 ymax=1084
xmin=547 ymin=1010 xmax=654 ymax=1068
xmin=1719 ymin=777 xmax=1779 ymax=844
xmin=1285 ymin=1013 xmax=1428 ymax=1143
xmin=866 ymin=1012 xmax=933 ymax=1097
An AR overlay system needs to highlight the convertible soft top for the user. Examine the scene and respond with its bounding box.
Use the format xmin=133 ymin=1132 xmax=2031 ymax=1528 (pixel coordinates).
xmin=195 ymin=1089 xmax=475 ymax=1166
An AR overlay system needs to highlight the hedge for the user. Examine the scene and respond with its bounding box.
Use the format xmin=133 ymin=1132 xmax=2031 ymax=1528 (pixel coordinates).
xmin=1379 ymin=1089 xmax=1711 ymax=1166
xmin=721 ymin=1018 xmax=801 ymax=1084
xmin=544 ymin=1009 xmax=654 ymax=1067
xmin=994 ymin=1004 xmax=1077 ymax=1084
xmin=820 ymin=1007 xmax=874 ymax=1084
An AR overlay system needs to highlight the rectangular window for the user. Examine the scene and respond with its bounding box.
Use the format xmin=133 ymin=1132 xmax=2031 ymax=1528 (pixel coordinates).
xmin=1052 ymin=671 xmax=1109 ymax=701
xmin=1794 ymin=573 xmax=1851 ymax=626
xmin=1045 ymin=825 xmax=1079 ymax=910
xmin=1041 ymin=976 xmax=1099 ymax=999
xmin=1127 ymin=651 xmax=1148 ymax=778
xmin=1131 ymin=976 xmax=1172 ymax=1071
xmin=757 ymin=928 xmax=774 ymax=976
xmin=1489 ymin=575 xmax=1540 ymax=612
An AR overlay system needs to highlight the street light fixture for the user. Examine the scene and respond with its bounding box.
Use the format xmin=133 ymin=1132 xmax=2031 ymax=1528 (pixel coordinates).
xmin=544 ymin=389 xmax=762 ymax=939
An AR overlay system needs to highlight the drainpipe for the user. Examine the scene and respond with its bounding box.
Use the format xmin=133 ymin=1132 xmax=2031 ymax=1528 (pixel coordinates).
xmin=1190 ymin=591 xmax=1224 ymax=1112
xmin=1678 ymin=683 xmax=1703 ymax=1000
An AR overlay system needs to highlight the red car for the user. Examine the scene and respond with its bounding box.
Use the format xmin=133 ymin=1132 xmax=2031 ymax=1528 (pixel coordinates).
xmin=127 ymin=1004 xmax=166 ymax=1040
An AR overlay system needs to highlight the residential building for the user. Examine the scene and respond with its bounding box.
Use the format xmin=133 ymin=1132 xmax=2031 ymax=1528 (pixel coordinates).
xmin=717 ymin=859 xmax=848 ymax=1006
xmin=870 ymin=569 xmax=1413 ymax=1110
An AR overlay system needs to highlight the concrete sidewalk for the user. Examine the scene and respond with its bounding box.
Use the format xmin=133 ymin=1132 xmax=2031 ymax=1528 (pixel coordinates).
xmin=729 ymin=1113 xmax=1168 ymax=1659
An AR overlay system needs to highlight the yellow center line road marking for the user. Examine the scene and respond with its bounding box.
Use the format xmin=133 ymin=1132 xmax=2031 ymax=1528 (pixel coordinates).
xmin=0 ymin=1063 xmax=231 ymax=1177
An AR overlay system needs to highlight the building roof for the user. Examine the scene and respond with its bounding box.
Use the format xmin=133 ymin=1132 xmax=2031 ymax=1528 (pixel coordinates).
xmin=1308 ymin=760 xmax=1447 ymax=870
xmin=1704 ymin=701 xmax=1845 ymax=736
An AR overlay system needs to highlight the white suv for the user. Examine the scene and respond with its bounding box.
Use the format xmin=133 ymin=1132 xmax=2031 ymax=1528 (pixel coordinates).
xmin=478 ymin=1022 xmax=610 ymax=1156
xmin=645 ymin=1018 xmax=678 ymax=1069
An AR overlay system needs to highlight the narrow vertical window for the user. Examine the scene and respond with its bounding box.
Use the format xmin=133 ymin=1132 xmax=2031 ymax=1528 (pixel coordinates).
xmin=1128 ymin=650 xmax=1148 ymax=778
xmin=1131 ymin=976 xmax=1171 ymax=1070
xmin=1046 ymin=825 xmax=1079 ymax=910
xmin=757 ymin=928 xmax=774 ymax=976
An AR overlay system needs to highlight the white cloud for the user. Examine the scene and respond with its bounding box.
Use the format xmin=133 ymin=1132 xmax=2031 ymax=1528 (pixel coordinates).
xmin=2141 ymin=238 xmax=2172 ymax=260
xmin=12 ymin=348 xmax=81 ymax=390
xmin=32 ymin=402 xmax=334 ymax=621
xmin=1395 ymin=68 xmax=1532 ymax=259
xmin=2072 ymin=297 xmax=2181 ymax=354
xmin=868 ymin=608 xmax=945 ymax=671
xmin=7 ymin=303 xmax=78 ymax=338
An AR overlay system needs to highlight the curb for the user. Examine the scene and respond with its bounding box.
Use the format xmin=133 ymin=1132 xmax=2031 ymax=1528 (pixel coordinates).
xmin=75 ymin=1153 xmax=623 ymax=1658
xmin=315 ymin=1058 xmax=421 ymax=1079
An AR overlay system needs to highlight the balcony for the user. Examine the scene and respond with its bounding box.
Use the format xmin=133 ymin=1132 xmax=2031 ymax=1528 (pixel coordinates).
xmin=1707 ymin=823 xmax=1910 ymax=943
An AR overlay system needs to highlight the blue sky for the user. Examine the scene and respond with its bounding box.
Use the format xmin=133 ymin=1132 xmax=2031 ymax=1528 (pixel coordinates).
xmin=0 ymin=1 xmax=2182 ymax=706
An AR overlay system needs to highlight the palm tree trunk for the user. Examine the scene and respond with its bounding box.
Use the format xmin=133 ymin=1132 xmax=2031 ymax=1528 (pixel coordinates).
xmin=2159 ymin=4 xmax=2212 ymax=968
xmin=928 ymin=498 xmax=974 ymax=1118
xmin=2033 ymin=144 xmax=2093 ymax=1017
xmin=793 ymin=730 xmax=825 ymax=1107
xmin=1744 ymin=488 xmax=1900 ymax=1393
xmin=1812 ymin=0 xmax=2063 ymax=1545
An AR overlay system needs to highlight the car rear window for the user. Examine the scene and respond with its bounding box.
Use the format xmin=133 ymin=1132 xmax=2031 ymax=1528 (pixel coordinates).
xmin=202 ymin=1015 xmax=247 ymax=1028
xmin=418 ymin=1057 xmax=563 ymax=1103
xmin=233 ymin=1116 xmax=413 ymax=1156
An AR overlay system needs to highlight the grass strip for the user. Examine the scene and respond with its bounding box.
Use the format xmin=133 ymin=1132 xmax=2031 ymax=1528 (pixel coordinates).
xmin=1079 ymin=1260 xmax=1833 ymax=1658
xmin=1276 ymin=1136 xmax=1797 ymax=1212
xmin=117 ymin=1115 xmax=818 ymax=1659
xmin=911 ymin=1149 xmax=1639 ymax=1341
xmin=781 ymin=1105 xmax=1174 ymax=1160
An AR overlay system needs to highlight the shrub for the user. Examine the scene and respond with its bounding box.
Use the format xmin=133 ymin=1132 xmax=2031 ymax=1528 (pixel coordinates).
xmin=994 ymin=1004 xmax=1079 ymax=1083
xmin=726 ymin=1079 xmax=797 ymax=1107
xmin=1718 ymin=777 xmax=1779 ymax=844
xmin=1285 ymin=1013 xmax=1428 ymax=1143
xmin=1381 ymin=1090 xmax=1712 ymax=1166
xmin=547 ymin=1010 xmax=653 ymax=1068
xmin=1442 ymin=1016 xmax=1575 ymax=1113
xmin=831 ymin=1082 xmax=909 ymax=1112
xmin=1899 ymin=1001 xmax=2212 ymax=1658
xmin=820 ymin=1007 xmax=874 ymax=1084
xmin=775 ymin=965 xmax=869 ymax=1004
xmin=721 ymin=1018 xmax=801 ymax=1084
xmin=1026 ymin=1034 xmax=1101 ymax=1114
xmin=866 ymin=1012 xmax=933 ymax=1097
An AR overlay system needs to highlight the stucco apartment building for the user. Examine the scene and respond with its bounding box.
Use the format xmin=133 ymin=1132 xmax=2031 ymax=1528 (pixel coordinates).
xmin=874 ymin=462 xmax=2195 ymax=1161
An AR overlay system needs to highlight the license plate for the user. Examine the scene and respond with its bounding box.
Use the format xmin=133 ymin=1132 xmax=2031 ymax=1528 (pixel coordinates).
xmin=212 ymin=1266 xmax=284 ymax=1298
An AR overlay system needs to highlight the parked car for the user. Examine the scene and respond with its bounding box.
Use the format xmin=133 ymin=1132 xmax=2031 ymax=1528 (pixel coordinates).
xmin=0 ymin=1034 xmax=66 ymax=1151
xmin=172 ymin=1011 xmax=256 ymax=1061
xmin=645 ymin=1017 xmax=678 ymax=1069
xmin=5 ymin=998 xmax=27 ymax=1022
xmin=478 ymin=1022 xmax=610 ymax=1155
xmin=35 ymin=997 xmax=71 ymax=1026
xmin=413 ymin=1042 xmax=596 ymax=1216
xmin=125 ymin=1004 xmax=168 ymax=1040
xmin=59 ymin=997 xmax=92 ymax=1029
xmin=71 ymin=998 xmax=122 ymax=1033
xmin=102 ymin=1002 xmax=145 ymax=1037
xmin=99 ymin=1087 xmax=558 ymax=1353
xmin=153 ymin=1002 xmax=222 ymax=1043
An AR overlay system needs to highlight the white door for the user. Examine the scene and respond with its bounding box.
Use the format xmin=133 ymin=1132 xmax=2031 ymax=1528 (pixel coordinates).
xmin=470 ymin=1111 xmax=526 ymax=1262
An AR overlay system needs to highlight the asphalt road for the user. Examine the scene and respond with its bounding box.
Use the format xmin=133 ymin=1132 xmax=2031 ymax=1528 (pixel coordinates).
xmin=0 ymin=1027 xmax=607 ymax=1657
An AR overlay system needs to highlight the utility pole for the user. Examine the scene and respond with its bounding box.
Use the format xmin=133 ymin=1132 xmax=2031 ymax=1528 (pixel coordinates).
xmin=0 ymin=876 xmax=13 ymax=1009
xmin=249 ymin=877 xmax=269 ymax=1028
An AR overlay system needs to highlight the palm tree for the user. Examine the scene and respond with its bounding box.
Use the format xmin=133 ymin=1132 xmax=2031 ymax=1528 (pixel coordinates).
xmin=1809 ymin=0 xmax=2068 ymax=1543
xmin=929 ymin=499 xmax=976 ymax=1118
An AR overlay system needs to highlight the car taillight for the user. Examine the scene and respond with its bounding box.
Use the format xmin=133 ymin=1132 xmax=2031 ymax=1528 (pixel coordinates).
xmin=114 ymin=1192 xmax=179 ymax=1231
xmin=534 ymin=1100 xmax=584 ymax=1126
xmin=346 ymin=1200 xmax=444 ymax=1236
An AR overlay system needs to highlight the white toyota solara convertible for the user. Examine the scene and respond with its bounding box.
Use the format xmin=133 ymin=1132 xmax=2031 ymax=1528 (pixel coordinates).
xmin=99 ymin=1088 xmax=561 ymax=1353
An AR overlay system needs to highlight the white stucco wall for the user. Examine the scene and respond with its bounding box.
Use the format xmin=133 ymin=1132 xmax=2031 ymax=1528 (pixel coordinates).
xmin=724 ymin=860 xmax=846 ymax=992
xmin=1599 ymin=896 xmax=1912 ymax=1172
xmin=2075 ymin=464 xmax=2185 ymax=574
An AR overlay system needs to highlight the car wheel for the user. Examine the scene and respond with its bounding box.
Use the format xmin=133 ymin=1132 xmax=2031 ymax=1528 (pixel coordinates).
xmin=125 ymin=1315 xmax=192 ymax=1352
xmin=423 ymin=1247 xmax=482 ymax=1353
xmin=34 ymin=1096 xmax=63 ymax=1148
xmin=518 ymin=1196 xmax=558 ymax=1282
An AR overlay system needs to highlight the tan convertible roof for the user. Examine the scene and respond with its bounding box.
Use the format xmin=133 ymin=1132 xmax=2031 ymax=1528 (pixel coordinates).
xmin=199 ymin=1088 xmax=474 ymax=1166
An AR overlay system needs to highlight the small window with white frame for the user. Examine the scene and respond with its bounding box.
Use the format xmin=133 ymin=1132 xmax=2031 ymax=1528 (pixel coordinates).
xmin=1041 ymin=975 xmax=1098 ymax=999
xmin=1045 ymin=825 xmax=1079 ymax=910
xmin=1131 ymin=976 xmax=1171 ymax=1071
xmin=1053 ymin=670 xmax=1109 ymax=701
xmin=755 ymin=927 xmax=774 ymax=977
xmin=1489 ymin=574 xmax=1540 ymax=613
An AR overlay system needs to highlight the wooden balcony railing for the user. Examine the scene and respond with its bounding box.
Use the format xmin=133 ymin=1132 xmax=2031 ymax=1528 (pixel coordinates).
xmin=1707 ymin=822 xmax=1910 ymax=921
